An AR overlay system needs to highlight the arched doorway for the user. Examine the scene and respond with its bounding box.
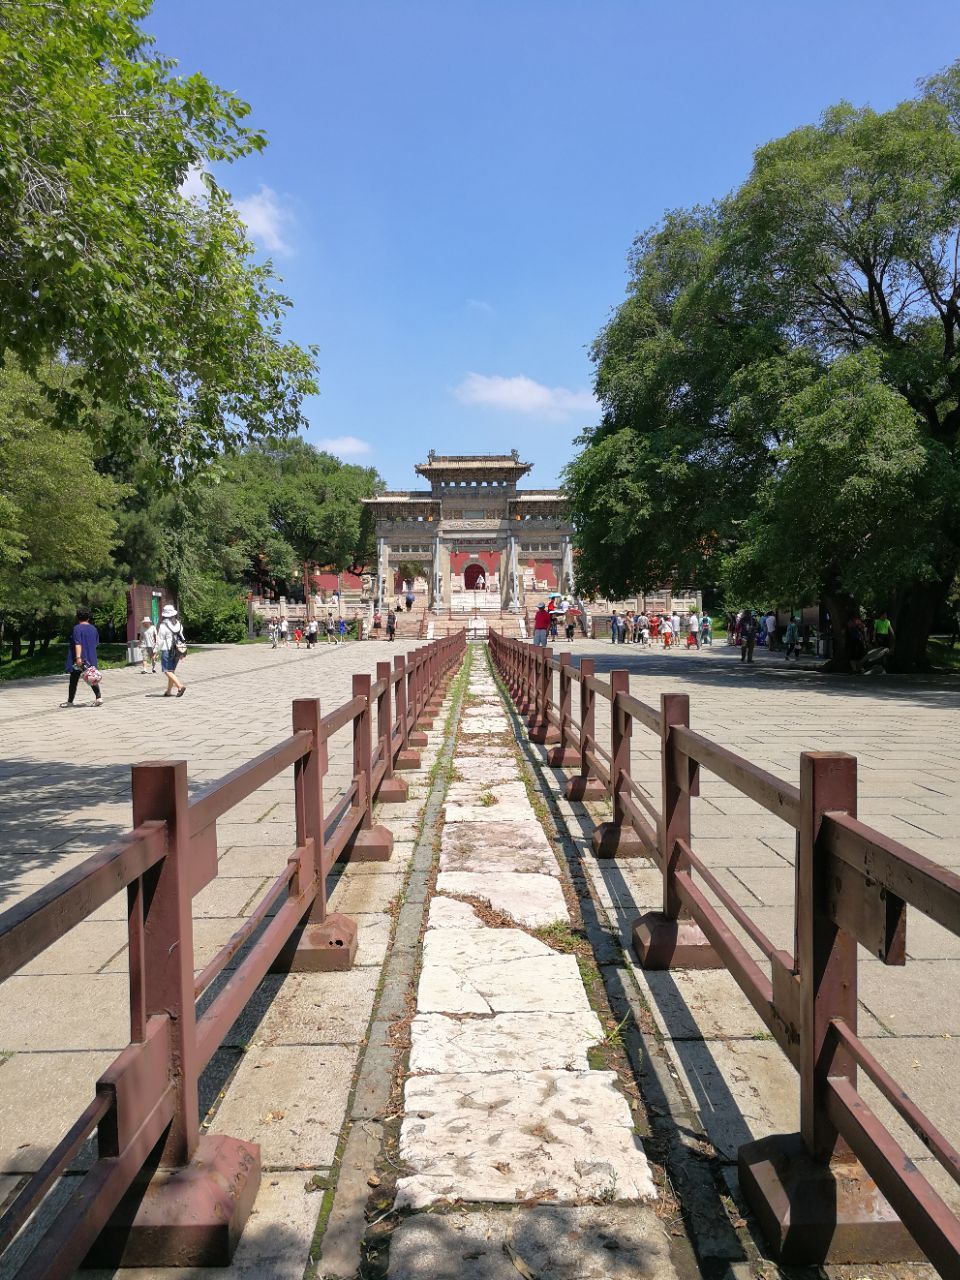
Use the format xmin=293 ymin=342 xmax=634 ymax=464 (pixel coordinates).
xmin=464 ymin=562 xmax=486 ymax=591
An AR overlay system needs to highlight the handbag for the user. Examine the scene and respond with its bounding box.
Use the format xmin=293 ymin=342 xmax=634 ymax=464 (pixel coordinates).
xmin=82 ymin=665 xmax=101 ymax=685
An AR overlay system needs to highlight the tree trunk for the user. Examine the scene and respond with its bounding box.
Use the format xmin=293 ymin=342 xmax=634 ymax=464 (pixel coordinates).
xmin=819 ymin=589 xmax=858 ymax=673
xmin=27 ymin=631 xmax=36 ymax=657
xmin=889 ymin=580 xmax=948 ymax=672
xmin=40 ymin=635 xmax=51 ymax=653
xmin=10 ymin=631 xmax=22 ymax=660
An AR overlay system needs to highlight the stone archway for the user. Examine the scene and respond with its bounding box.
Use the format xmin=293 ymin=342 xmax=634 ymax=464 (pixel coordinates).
xmin=464 ymin=563 xmax=487 ymax=591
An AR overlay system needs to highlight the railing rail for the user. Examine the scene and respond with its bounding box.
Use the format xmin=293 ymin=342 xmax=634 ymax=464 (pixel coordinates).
xmin=0 ymin=631 xmax=466 ymax=1276
xmin=488 ymin=629 xmax=960 ymax=1275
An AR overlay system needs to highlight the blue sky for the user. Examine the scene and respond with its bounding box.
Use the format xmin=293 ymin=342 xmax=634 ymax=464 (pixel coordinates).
xmin=148 ymin=1 xmax=960 ymax=489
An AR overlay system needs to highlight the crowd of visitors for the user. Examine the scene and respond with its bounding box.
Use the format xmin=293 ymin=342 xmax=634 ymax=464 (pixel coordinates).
xmin=608 ymin=608 xmax=712 ymax=648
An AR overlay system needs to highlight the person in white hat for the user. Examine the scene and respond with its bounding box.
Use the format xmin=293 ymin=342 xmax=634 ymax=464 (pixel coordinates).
xmin=156 ymin=604 xmax=187 ymax=698
xmin=140 ymin=615 xmax=158 ymax=674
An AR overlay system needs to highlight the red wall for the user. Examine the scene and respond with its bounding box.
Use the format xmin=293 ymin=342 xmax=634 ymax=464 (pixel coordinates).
xmin=449 ymin=551 xmax=501 ymax=576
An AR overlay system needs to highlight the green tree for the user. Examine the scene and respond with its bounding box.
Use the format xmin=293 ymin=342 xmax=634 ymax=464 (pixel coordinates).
xmin=0 ymin=0 xmax=318 ymax=468
xmin=567 ymin=64 xmax=960 ymax=669
xmin=0 ymin=360 xmax=123 ymax=656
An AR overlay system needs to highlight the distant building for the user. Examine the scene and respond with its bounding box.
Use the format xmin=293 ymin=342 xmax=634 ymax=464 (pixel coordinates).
xmin=363 ymin=451 xmax=574 ymax=612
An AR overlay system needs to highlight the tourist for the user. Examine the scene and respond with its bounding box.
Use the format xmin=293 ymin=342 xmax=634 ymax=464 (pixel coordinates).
xmin=157 ymin=603 xmax=187 ymax=697
xmin=294 ymin=625 xmax=303 ymax=649
xmin=338 ymin=617 xmax=347 ymax=644
xmin=405 ymin=588 xmax=415 ymax=611
xmin=740 ymin=609 xmax=757 ymax=663
xmin=688 ymin=609 xmax=700 ymax=649
xmin=387 ymin=609 xmax=397 ymax=641
xmin=650 ymin=614 xmax=660 ymax=645
xmin=671 ymin=611 xmax=681 ymax=643
xmin=784 ymin=615 xmax=801 ymax=660
xmin=60 ymin=606 xmax=103 ymax=708
xmin=873 ymin=610 xmax=895 ymax=652
xmin=325 ymin=612 xmax=336 ymax=643
xmin=701 ymin=615 xmax=712 ymax=646
xmin=847 ymin=616 xmax=867 ymax=673
xmin=565 ymin=613 xmax=576 ymax=642
xmin=279 ymin=617 xmax=289 ymax=647
xmin=372 ymin=608 xmax=382 ymax=638
xmin=764 ymin=611 xmax=778 ymax=651
xmin=638 ymin=612 xmax=650 ymax=645
xmin=306 ymin=618 xmax=318 ymax=648
xmin=140 ymin=616 xmax=158 ymax=674
xmin=662 ymin=615 xmax=673 ymax=649
xmin=533 ymin=602 xmax=550 ymax=646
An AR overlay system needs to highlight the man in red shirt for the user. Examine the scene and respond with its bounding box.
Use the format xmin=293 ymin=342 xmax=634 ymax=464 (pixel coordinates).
xmin=533 ymin=603 xmax=550 ymax=646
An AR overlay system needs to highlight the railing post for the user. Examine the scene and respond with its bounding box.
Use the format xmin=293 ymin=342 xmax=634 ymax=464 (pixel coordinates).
xmin=409 ymin=647 xmax=429 ymax=747
xmin=591 ymin=671 xmax=643 ymax=857
xmin=547 ymin=652 xmax=580 ymax=766
xmin=394 ymin=655 xmax=420 ymax=769
xmin=377 ymin=661 xmax=408 ymax=802
xmin=92 ymin=763 xmax=260 ymax=1266
xmin=276 ymin=699 xmax=358 ymax=970
xmin=738 ymin=752 xmax=912 ymax=1265
xmin=530 ymin=648 xmax=560 ymax=744
xmin=632 ymin=692 xmax=719 ymax=967
xmin=564 ymin=657 xmax=605 ymax=801
xmin=348 ymin=673 xmax=393 ymax=861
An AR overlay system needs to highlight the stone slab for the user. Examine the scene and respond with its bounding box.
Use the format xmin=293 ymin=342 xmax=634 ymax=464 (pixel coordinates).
xmin=443 ymin=800 xmax=535 ymax=824
xmin=437 ymin=872 xmax=568 ymax=927
xmin=0 ymin=975 xmax=129 ymax=1050
xmin=210 ymin=1043 xmax=355 ymax=1168
xmin=416 ymin=928 xmax=590 ymax=1015
xmin=409 ymin=1011 xmax=604 ymax=1073
xmin=0 ymin=1050 xmax=116 ymax=1172
xmin=396 ymin=1069 xmax=658 ymax=1208
xmin=226 ymin=967 xmax=380 ymax=1048
xmin=427 ymin=897 xmax=484 ymax=930
xmin=387 ymin=1205 xmax=677 ymax=1280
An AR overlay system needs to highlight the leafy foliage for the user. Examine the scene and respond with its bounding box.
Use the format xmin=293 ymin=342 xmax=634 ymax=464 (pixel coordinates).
xmin=566 ymin=64 xmax=960 ymax=667
xmin=0 ymin=0 xmax=318 ymax=468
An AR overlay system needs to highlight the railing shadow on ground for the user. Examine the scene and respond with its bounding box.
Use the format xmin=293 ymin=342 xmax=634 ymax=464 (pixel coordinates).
xmin=0 ymin=633 xmax=466 ymax=1278
xmin=490 ymin=632 xmax=960 ymax=1275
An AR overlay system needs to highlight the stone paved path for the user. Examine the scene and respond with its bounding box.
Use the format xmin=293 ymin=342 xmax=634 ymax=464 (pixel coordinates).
xmin=389 ymin=651 xmax=667 ymax=1277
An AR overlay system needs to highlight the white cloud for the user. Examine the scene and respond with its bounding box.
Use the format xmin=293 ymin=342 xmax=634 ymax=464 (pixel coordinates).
xmin=454 ymin=372 xmax=597 ymax=420
xmin=179 ymin=165 xmax=209 ymax=200
xmin=316 ymin=435 xmax=372 ymax=457
xmin=466 ymin=298 xmax=495 ymax=315
xmin=234 ymin=185 xmax=294 ymax=255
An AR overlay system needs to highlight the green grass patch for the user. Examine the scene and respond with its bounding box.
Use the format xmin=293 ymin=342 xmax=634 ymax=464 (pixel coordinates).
xmin=928 ymin=637 xmax=960 ymax=673
xmin=0 ymin=642 xmax=130 ymax=682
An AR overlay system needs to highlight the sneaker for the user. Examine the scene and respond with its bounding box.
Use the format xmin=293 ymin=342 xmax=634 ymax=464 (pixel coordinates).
xmin=94 ymin=699 xmax=103 ymax=707
xmin=59 ymin=701 xmax=75 ymax=709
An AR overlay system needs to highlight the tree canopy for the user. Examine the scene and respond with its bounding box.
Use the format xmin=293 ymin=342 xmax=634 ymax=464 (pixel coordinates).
xmin=0 ymin=0 xmax=318 ymax=468
xmin=565 ymin=64 xmax=960 ymax=668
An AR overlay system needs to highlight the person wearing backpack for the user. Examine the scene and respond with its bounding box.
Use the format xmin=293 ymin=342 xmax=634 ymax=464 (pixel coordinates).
xmin=157 ymin=603 xmax=188 ymax=697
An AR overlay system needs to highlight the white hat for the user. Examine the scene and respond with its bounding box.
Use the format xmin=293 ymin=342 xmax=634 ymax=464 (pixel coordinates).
xmin=161 ymin=604 xmax=178 ymax=618
xmin=142 ymin=616 xmax=152 ymax=624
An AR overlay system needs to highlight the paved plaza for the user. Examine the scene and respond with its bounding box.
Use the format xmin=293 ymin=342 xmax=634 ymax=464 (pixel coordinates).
xmin=523 ymin=638 xmax=960 ymax=1224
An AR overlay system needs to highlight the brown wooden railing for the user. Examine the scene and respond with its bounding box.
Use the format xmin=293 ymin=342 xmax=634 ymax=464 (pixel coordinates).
xmin=0 ymin=632 xmax=465 ymax=1277
xmin=489 ymin=630 xmax=960 ymax=1274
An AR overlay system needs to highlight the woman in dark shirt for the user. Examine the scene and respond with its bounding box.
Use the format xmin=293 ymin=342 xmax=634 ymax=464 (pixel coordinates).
xmin=61 ymin=606 xmax=103 ymax=707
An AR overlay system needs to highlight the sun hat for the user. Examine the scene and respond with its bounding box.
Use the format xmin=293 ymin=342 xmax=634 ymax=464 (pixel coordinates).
xmin=161 ymin=604 xmax=178 ymax=618
xmin=142 ymin=616 xmax=152 ymax=624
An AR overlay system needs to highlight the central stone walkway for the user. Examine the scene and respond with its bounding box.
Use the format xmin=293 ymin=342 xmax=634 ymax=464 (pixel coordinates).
xmin=389 ymin=651 xmax=667 ymax=1279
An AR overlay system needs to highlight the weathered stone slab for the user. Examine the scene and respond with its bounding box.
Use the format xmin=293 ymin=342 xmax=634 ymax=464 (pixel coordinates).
xmin=395 ymin=1069 xmax=658 ymax=1208
xmin=387 ymin=1205 xmax=677 ymax=1280
xmin=445 ymin=782 xmax=529 ymax=805
xmin=409 ymin=1011 xmax=603 ymax=1073
xmin=427 ymin=897 xmax=484 ymax=930
xmin=443 ymin=800 xmax=533 ymax=824
xmin=417 ymin=929 xmax=590 ymax=1015
xmin=437 ymin=872 xmax=567 ymax=927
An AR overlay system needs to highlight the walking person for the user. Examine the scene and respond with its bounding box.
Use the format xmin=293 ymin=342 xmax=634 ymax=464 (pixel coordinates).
xmin=740 ymin=609 xmax=757 ymax=663
xmin=783 ymin=616 xmax=801 ymax=660
xmin=533 ymin=602 xmax=550 ymax=647
xmin=140 ymin=616 xmax=158 ymax=674
xmin=325 ymin=613 xmax=335 ymax=644
xmin=764 ymin=611 xmax=778 ymax=651
xmin=338 ymin=617 xmax=347 ymax=644
xmin=386 ymin=609 xmax=397 ymax=641
xmin=610 ymin=610 xmax=620 ymax=643
xmin=306 ymin=618 xmax=318 ymax=649
xmin=662 ymin=615 xmax=673 ymax=649
xmin=157 ymin=603 xmax=187 ymax=697
xmin=279 ymin=617 xmax=289 ymax=647
xmin=688 ymin=609 xmax=701 ymax=649
xmin=61 ymin=606 xmax=103 ymax=707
